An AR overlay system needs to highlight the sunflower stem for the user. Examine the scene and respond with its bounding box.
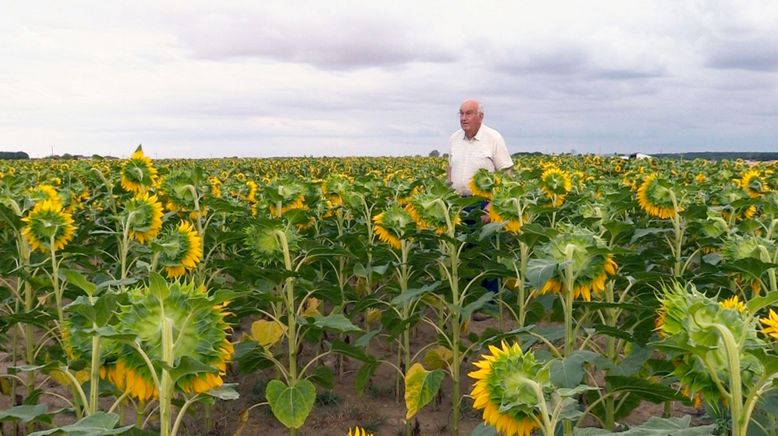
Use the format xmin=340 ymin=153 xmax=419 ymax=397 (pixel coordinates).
xmin=562 ymin=244 xmax=576 ymax=436
xmin=48 ymin=239 xmax=66 ymax=332
xmin=710 ymin=324 xmax=744 ymax=436
xmin=159 ymin=317 xmax=175 ymax=436
xmin=276 ymin=229 xmax=300 ymax=436
xmin=88 ymin=329 xmax=101 ymax=415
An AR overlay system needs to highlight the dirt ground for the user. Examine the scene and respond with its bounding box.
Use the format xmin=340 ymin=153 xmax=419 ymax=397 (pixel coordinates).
xmin=1 ymin=315 xmax=708 ymax=436
xmin=179 ymin=315 xmax=708 ymax=436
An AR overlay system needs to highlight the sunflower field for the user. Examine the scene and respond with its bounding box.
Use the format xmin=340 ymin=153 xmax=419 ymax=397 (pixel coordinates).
xmin=1 ymin=147 xmax=778 ymax=436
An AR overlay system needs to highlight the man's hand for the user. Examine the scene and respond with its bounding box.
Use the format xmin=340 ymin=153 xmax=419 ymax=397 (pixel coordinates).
xmin=481 ymin=202 xmax=491 ymax=224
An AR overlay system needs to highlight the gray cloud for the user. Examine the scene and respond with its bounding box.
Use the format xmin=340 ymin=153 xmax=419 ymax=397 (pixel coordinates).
xmin=174 ymin=7 xmax=457 ymax=70
xmin=705 ymin=39 xmax=778 ymax=71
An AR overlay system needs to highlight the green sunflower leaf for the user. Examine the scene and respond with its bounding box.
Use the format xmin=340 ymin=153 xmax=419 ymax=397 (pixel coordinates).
xmin=27 ymin=412 xmax=134 ymax=436
xmin=62 ymin=269 xmax=96 ymax=296
xmin=265 ymin=379 xmax=316 ymax=430
xmin=148 ymin=272 xmax=169 ymax=300
xmin=311 ymin=314 xmax=362 ymax=333
xmin=0 ymin=404 xmax=50 ymax=423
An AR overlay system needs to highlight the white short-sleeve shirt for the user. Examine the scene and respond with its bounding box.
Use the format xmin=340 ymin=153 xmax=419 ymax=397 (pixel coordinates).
xmin=448 ymin=124 xmax=513 ymax=196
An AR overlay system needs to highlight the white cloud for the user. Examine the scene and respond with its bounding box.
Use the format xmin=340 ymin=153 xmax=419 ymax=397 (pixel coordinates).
xmin=1 ymin=1 xmax=777 ymax=158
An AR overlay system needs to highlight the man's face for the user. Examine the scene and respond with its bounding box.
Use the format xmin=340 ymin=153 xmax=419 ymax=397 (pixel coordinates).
xmin=459 ymin=102 xmax=483 ymax=139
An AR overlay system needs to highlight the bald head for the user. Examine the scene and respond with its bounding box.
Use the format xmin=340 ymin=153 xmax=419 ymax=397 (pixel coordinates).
xmin=459 ymin=99 xmax=484 ymax=139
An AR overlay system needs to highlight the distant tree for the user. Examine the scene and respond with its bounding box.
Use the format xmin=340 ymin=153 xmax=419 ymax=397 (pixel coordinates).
xmin=428 ymin=149 xmax=440 ymax=157
xmin=0 ymin=151 xmax=29 ymax=160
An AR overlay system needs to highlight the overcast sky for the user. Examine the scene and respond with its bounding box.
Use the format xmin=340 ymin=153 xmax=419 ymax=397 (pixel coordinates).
xmin=2 ymin=1 xmax=777 ymax=159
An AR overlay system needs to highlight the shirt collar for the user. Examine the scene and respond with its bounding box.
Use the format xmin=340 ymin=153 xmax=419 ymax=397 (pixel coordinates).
xmin=462 ymin=126 xmax=483 ymax=141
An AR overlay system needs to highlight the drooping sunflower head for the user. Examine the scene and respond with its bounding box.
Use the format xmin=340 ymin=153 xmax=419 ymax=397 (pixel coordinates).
xmin=120 ymin=145 xmax=159 ymax=194
xmin=657 ymin=281 xmax=762 ymax=407
xmin=539 ymin=167 xmax=572 ymax=206
xmin=266 ymin=177 xmax=307 ymax=217
xmin=104 ymin=278 xmax=233 ymax=400
xmin=372 ymin=204 xmax=414 ymax=249
xmin=28 ymin=183 xmax=62 ymax=206
xmin=469 ymin=168 xmax=501 ymax=200
xmin=537 ymin=225 xmax=617 ymax=301
xmin=159 ymin=167 xmax=204 ymax=216
xmin=469 ymin=341 xmax=544 ymax=436
xmin=488 ymin=183 xmax=529 ymax=234
xmin=21 ymin=199 xmax=76 ymax=253
xmin=740 ymin=169 xmax=767 ymax=198
xmin=404 ymin=192 xmax=461 ymax=235
xmin=208 ymin=176 xmax=222 ymax=198
xmin=322 ymin=173 xmax=352 ymax=208
xmin=637 ymin=173 xmax=680 ymax=219
xmin=124 ymin=192 xmax=164 ymax=244
xmin=155 ymin=221 xmax=203 ymax=278
xmin=243 ymin=220 xmax=299 ymax=265
xmin=722 ymin=234 xmax=773 ymax=262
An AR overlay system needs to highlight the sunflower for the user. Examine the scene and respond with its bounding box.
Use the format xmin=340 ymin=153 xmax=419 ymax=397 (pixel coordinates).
xmin=740 ymin=169 xmax=766 ymax=198
xmin=722 ymin=234 xmax=774 ymax=295
xmin=469 ymin=341 xmax=543 ymax=436
xmin=537 ymin=226 xmax=617 ymax=301
xmin=244 ymin=220 xmax=299 ymax=265
xmin=266 ymin=178 xmax=307 ymax=217
xmin=637 ymin=174 xmax=679 ymax=219
xmin=21 ymin=199 xmax=76 ymax=253
xmin=488 ymin=183 xmax=527 ymax=234
xmin=103 ymin=280 xmax=233 ymax=400
xmin=347 ymin=427 xmax=374 ymax=436
xmin=28 ymin=184 xmax=62 ymax=205
xmin=120 ymin=145 xmax=159 ymax=194
xmin=373 ymin=205 xmax=413 ymax=249
xmin=656 ymin=282 xmax=762 ymax=408
xmin=539 ymin=167 xmax=572 ymax=207
xmin=322 ymin=173 xmax=352 ymax=208
xmin=156 ymin=221 xmax=203 ymax=278
xmin=469 ymin=168 xmax=501 ymax=200
xmin=404 ymin=192 xmax=461 ymax=235
xmin=761 ymin=309 xmax=778 ymax=341
xmin=209 ymin=177 xmax=222 ymax=198
xmin=124 ymin=192 xmax=164 ymax=244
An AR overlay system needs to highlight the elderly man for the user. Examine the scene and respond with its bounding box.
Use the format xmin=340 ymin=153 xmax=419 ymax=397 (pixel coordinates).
xmin=447 ymin=99 xmax=513 ymax=220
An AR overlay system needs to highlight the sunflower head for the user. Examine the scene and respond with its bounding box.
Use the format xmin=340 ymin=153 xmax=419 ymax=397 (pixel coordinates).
xmin=120 ymin=145 xmax=159 ymax=194
xmin=105 ymin=278 xmax=233 ymax=400
xmin=740 ymin=169 xmax=767 ymax=198
xmin=637 ymin=173 xmax=680 ymax=219
xmin=21 ymin=199 xmax=76 ymax=253
xmin=488 ymin=182 xmax=529 ymax=234
xmin=404 ymin=191 xmax=461 ymax=235
xmin=373 ymin=204 xmax=414 ymax=249
xmin=540 ymin=167 xmax=572 ymax=206
xmin=28 ymin=184 xmax=62 ymax=206
xmin=244 ymin=220 xmax=299 ymax=265
xmin=322 ymin=173 xmax=353 ymax=208
xmin=656 ymin=282 xmax=763 ymax=407
xmin=155 ymin=221 xmax=203 ymax=278
xmin=722 ymin=234 xmax=773 ymax=262
xmin=469 ymin=341 xmax=544 ymax=436
xmin=469 ymin=168 xmax=501 ymax=200
xmin=266 ymin=177 xmax=307 ymax=217
xmin=537 ymin=225 xmax=617 ymax=301
xmin=124 ymin=192 xmax=164 ymax=244
xmin=160 ymin=167 xmax=205 ymax=216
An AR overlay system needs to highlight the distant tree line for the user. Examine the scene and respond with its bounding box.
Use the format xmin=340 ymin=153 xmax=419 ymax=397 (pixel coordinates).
xmin=654 ymin=152 xmax=778 ymax=162
xmin=0 ymin=151 xmax=29 ymax=160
